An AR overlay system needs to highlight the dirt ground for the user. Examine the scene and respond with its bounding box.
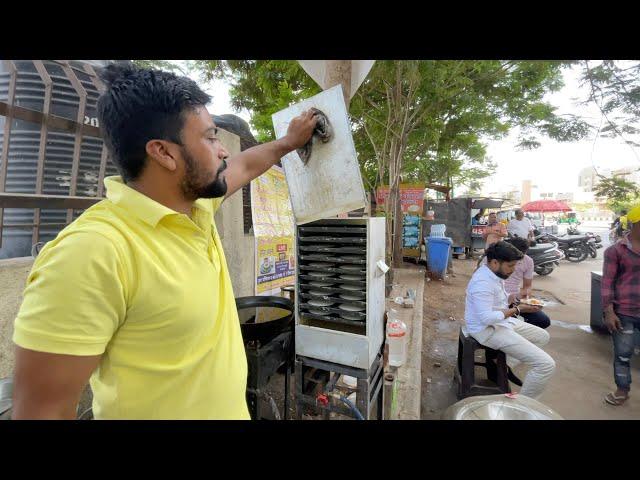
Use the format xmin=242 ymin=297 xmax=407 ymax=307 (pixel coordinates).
xmin=0 ymin=257 xmax=33 ymax=380
xmin=421 ymin=255 xmax=640 ymax=420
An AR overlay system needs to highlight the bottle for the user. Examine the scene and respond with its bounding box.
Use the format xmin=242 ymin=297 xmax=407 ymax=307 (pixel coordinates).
xmin=386 ymin=316 xmax=408 ymax=367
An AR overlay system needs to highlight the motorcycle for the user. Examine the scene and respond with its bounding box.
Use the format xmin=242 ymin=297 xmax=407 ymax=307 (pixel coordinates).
xmin=566 ymin=226 xmax=602 ymax=258
xmin=534 ymin=230 xmax=590 ymax=263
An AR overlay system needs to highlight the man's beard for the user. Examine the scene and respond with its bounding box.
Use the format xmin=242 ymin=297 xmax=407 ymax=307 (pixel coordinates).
xmin=180 ymin=148 xmax=228 ymax=200
xmin=494 ymin=269 xmax=511 ymax=280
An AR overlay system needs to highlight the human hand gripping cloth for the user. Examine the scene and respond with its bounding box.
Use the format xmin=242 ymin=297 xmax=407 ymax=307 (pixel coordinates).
xmin=296 ymin=108 xmax=333 ymax=165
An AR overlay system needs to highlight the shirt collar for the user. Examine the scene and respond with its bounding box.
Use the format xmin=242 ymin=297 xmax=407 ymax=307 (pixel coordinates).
xmin=104 ymin=176 xmax=213 ymax=228
xmin=480 ymin=264 xmax=503 ymax=284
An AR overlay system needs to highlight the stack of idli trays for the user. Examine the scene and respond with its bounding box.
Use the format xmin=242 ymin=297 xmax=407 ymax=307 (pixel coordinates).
xmin=297 ymin=223 xmax=368 ymax=328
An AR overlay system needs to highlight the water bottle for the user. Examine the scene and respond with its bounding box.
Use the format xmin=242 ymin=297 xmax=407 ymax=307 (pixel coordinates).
xmin=387 ymin=316 xmax=408 ymax=367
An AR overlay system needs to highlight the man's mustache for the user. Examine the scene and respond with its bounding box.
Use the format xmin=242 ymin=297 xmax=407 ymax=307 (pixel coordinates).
xmin=216 ymin=158 xmax=228 ymax=176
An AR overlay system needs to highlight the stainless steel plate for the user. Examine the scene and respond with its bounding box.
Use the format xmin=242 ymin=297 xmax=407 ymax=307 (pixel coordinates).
xmin=339 ymin=292 xmax=365 ymax=301
xmin=338 ymin=303 xmax=365 ymax=312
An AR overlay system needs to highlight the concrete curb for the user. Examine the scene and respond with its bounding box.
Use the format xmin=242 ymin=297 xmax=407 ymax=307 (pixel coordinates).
xmin=385 ymin=267 xmax=424 ymax=420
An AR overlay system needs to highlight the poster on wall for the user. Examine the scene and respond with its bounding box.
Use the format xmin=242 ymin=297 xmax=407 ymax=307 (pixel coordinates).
xmin=376 ymin=184 xmax=425 ymax=258
xmin=251 ymin=165 xmax=296 ymax=297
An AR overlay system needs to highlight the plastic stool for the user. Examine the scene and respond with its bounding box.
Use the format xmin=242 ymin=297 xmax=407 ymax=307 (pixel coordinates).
xmin=454 ymin=327 xmax=512 ymax=399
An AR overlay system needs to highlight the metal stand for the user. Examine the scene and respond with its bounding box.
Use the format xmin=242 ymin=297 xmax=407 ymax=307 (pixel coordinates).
xmin=294 ymin=347 xmax=384 ymax=420
xmin=245 ymin=329 xmax=294 ymax=420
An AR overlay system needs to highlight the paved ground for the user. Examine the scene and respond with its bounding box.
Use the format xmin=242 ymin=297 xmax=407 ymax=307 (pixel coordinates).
xmin=421 ymin=228 xmax=640 ymax=420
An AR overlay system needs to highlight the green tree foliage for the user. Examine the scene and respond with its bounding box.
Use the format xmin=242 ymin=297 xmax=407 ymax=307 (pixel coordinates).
xmin=579 ymin=61 xmax=640 ymax=150
xmin=131 ymin=59 xmax=596 ymax=266
xmin=594 ymin=174 xmax=640 ymax=212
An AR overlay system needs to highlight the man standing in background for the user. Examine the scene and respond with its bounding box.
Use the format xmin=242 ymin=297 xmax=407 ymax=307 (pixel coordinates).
xmin=507 ymin=209 xmax=535 ymax=242
xmin=602 ymin=205 xmax=640 ymax=406
xmin=483 ymin=212 xmax=508 ymax=248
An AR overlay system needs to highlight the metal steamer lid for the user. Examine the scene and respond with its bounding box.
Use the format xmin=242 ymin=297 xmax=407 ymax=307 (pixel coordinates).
xmin=272 ymin=86 xmax=367 ymax=225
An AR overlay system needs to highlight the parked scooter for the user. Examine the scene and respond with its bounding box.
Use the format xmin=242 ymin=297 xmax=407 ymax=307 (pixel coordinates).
xmin=525 ymin=239 xmax=565 ymax=276
xmin=476 ymin=233 xmax=564 ymax=275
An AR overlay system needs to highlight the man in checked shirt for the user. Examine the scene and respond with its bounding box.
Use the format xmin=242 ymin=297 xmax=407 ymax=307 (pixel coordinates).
xmin=602 ymin=204 xmax=640 ymax=406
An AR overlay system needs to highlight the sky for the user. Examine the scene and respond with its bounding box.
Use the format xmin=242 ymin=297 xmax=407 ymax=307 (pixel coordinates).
xmin=482 ymin=64 xmax=640 ymax=195
xmin=183 ymin=61 xmax=640 ymax=195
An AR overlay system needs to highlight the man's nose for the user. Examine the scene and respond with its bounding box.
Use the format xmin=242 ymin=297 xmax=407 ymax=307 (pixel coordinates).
xmin=218 ymin=145 xmax=229 ymax=159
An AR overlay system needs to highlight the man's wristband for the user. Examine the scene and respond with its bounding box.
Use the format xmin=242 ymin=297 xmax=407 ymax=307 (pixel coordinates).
xmin=513 ymin=306 xmax=521 ymax=317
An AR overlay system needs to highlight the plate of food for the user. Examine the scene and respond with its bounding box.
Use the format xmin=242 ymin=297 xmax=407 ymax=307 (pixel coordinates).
xmin=520 ymin=298 xmax=546 ymax=307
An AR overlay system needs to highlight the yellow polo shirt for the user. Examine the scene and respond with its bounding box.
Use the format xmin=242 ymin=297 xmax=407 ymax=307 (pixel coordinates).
xmin=13 ymin=176 xmax=250 ymax=420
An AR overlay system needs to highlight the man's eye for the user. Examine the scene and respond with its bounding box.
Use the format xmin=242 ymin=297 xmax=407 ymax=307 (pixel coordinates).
xmin=208 ymin=137 xmax=218 ymax=143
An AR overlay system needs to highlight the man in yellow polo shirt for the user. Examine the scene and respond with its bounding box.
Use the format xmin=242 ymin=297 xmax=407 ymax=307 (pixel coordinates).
xmin=10 ymin=62 xmax=318 ymax=419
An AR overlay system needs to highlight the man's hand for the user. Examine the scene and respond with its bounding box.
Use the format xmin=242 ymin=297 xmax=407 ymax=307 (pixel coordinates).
xmin=519 ymin=287 xmax=531 ymax=299
xmin=519 ymin=303 xmax=541 ymax=314
xmin=221 ymin=109 xmax=319 ymax=198
xmin=281 ymin=110 xmax=318 ymax=151
xmin=604 ymin=310 xmax=623 ymax=333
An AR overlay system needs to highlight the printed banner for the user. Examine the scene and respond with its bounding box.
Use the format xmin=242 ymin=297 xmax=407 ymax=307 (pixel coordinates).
xmin=376 ymin=184 xmax=425 ymax=215
xmin=376 ymin=184 xmax=425 ymax=257
xmin=251 ymin=165 xmax=296 ymax=296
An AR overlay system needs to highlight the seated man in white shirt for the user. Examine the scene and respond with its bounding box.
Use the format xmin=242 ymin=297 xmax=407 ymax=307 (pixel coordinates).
xmin=507 ymin=209 xmax=534 ymax=241
xmin=464 ymin=241 xmax=556 ymax=399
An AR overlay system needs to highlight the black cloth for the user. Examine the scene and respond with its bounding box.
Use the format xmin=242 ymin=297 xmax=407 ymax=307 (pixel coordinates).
xmin=297 ymin=108 xmax=333 ymax=165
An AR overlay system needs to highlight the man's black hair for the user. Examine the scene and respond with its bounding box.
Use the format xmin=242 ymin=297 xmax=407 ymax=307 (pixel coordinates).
xmin=621 ymin=209 xmax=628 ymax=215
xmin=97 ymin=61 xmax=212 ymax=182
xmin=509 ymin=237 xmax=530 ymax=255
xmin=486 ymin=241 xmax=524 ymax=263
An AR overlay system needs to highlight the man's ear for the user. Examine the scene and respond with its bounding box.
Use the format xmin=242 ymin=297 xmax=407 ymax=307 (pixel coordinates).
xmin=145 ymin=139 xmax=178 ymax=172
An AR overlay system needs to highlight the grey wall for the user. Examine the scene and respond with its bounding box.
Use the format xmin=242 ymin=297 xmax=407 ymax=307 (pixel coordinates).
xmin=213 ymin=128 xmax=256 ymax=297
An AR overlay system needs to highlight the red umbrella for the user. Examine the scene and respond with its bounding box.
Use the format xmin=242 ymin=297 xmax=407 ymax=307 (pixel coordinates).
xmin=520 ymin=200 xmax=572 ymax=213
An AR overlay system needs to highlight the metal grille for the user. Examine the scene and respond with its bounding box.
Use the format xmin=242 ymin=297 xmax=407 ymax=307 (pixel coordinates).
xmin=0 ymin=60 xmax=115 ymax=257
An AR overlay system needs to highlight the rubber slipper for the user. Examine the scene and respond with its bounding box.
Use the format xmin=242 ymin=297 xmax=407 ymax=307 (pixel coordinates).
xmin=604 ymin=392 xmax=629 ymax=406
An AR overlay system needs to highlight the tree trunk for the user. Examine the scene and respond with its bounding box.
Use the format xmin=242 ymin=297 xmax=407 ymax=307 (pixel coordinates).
xmin=392 ymin=188 xmax=404 ymax=267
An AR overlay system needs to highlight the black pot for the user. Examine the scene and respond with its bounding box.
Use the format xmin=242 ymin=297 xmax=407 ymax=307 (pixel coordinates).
xmin=236 ymin=296 xmax=294 ymax=344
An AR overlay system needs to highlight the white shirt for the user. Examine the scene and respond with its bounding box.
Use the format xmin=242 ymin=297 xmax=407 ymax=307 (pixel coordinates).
xmin=464 ymin=265 xmax=518 ymax=334
xmin=507 ymin=218 xmax=534 ymax=239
